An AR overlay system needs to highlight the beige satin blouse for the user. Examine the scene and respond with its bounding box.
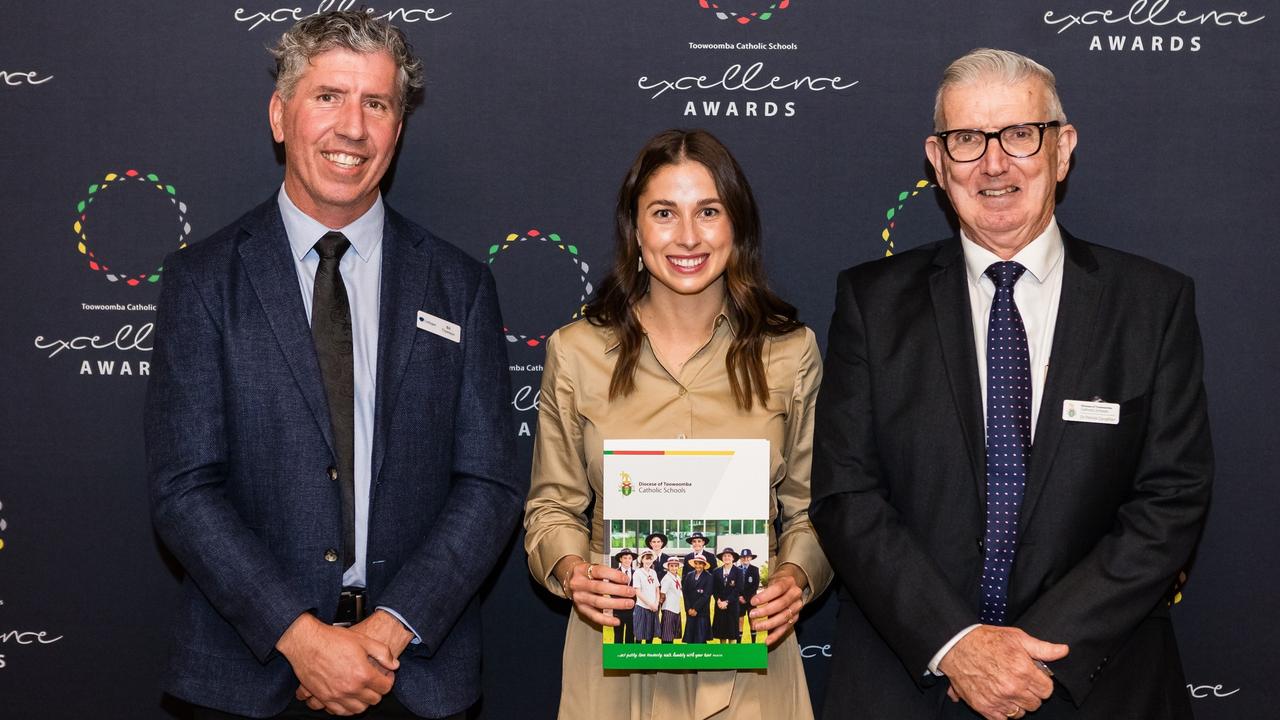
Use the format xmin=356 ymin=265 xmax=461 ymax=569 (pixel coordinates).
xmin=524 ymin=313 xmax=832 ymax=720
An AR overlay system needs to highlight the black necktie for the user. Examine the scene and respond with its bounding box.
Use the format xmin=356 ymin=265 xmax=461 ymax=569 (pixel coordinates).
xmin=979 ymin=261 xmax=1032 ymax=625
xmin=311 ymin=231 xmax=355 ymax=570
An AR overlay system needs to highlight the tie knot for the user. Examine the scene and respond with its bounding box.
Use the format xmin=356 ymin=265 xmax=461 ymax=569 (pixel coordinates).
xmin=985 ymin=261 xmax=1027 ymax=289
xmin=314 ymin=231 xmax=351 ymax=261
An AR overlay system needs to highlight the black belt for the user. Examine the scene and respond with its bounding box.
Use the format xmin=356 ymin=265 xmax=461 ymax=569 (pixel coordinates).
xmin=333 ymin=587 xmax=368 ymax=627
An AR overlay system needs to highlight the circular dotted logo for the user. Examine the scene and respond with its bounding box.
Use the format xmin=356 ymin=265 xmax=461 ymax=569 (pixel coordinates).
xmin=881 ymin=179 xmax=938 ymax=257
xmin=72 ymin=169 xmax=190 ymax=286
xmin=698 ymin=0 xmax=790 ymax=24
xmin=486 ymin=229 xmax=592 ymax=347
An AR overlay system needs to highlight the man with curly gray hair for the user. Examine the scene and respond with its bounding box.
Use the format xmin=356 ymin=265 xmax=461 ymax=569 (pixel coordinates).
xmin=271 ymin=10 xmax=424 ymax=116
xmin=148 ymin=10 xmax=522 ymax=719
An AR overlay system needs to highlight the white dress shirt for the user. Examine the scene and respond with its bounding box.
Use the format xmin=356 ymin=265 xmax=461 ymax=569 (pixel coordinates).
xmin=928 ymin=219 xmax=1066 ymax=675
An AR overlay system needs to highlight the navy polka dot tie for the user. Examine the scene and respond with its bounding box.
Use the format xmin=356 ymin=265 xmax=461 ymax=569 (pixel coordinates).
xmin=980 ymin=261 xmax=1031 ymax=625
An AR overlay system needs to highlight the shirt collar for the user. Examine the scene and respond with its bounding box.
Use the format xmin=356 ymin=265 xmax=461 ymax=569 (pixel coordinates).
xmin=960 ymin=217 xmax=1063 ymax=286
xmin=603 ymin=300 xmax=736 ymax=354
xmin=277 ymin=185 xmax=385 ymax=263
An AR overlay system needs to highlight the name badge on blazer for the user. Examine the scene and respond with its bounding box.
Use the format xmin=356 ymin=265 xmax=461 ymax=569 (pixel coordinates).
xmin=417 ymin=311 xmax=461 ymax=343
xmin=1062 ymin=399 xmax=1120 ymax=425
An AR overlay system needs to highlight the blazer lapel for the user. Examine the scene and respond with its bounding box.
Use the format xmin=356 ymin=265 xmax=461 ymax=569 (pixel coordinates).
xmin=1018 ymin=230 xmax=1104 ymax=532
xmin=370 ymin=208 xmax=432 ymax=487
xmin=237 ymin=199 xmax=335 ymax=456
xmin=929 ymin=239 xmax=987 ymax=502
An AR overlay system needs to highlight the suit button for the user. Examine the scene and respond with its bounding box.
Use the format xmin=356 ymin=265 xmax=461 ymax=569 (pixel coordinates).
xmin=678 ymin=387 xmax=687 ymax=397
xmin=324 ymin=549 xmax=338 ymax=562
xmin=327 ymin=466 xmax=338 ymax=481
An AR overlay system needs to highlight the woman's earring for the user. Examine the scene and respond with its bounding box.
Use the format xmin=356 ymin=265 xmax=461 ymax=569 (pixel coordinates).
xmin=638 ymin=254 xmax=644 ymax=272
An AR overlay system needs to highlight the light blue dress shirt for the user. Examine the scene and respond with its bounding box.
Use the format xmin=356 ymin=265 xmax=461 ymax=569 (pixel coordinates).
xmin=277 ymin=187 xmax=418 ymax=641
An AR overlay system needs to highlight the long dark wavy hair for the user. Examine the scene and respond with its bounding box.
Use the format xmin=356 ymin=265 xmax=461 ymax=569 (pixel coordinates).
xmin=583 ymin=129 xmax=802 ymax=410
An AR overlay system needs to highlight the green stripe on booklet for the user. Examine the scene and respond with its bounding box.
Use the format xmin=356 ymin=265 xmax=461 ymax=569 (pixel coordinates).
xmin=604 ymin=643 xmax=767 ymax=670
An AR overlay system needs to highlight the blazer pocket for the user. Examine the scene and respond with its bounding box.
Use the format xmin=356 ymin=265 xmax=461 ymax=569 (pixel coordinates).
xmin=1119 ymin=393 xmax=1149 ymax=419
xmin=411 ymin=329 xmax=464 ymax=367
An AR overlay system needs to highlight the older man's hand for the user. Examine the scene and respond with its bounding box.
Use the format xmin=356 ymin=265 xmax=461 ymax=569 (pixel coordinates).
xmin=939 ymin=625 xmax=1068 ymax=720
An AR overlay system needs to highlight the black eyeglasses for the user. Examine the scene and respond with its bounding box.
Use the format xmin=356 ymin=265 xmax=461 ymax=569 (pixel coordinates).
xmin=934 ymin=121 xmax=1062 ymax=162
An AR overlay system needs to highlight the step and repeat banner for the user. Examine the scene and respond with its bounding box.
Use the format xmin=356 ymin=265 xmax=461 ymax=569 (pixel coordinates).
xmin=1 ymin=2 xmax=1276 ymax=718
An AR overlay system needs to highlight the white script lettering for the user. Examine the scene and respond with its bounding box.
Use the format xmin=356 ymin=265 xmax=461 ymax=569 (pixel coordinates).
xmin=1 ymin=70 xmax=54 ymax=86
xmin=638 ymin=62 xmax=857 ymax=100
xmin=511 ymin=384 xmax=541 ymax=413
xmin=1045 ymin=0 xmax=1264 ymax=34
xmin=1187 ymin=683 xmax=1241 ymax=699
xmin=0 ymin=630 xmax=64 ymax=645
xmin=33 ymin=323 xmax=154 ymax=358
xmin=234 ymin=1 xmax=452 ymax=31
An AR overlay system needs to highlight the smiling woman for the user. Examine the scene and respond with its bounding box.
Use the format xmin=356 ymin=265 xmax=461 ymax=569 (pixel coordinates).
xmin=586 ymin=129 xmax=805 ymax=408
xmin=523 ymin=129 xmax=833 ymax=719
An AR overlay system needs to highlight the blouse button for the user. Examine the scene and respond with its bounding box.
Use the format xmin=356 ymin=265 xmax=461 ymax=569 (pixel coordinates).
xmin=678 ymin=387 xmax=687 ymax=397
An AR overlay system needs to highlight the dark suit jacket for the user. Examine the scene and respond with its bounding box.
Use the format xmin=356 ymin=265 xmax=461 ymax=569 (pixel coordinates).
xmin=711 ymin=565 xmax=744 ymax=638
xmin=614 ymin=565 xmax=636 ymax=621
xmin=740 ymin=563 xmax=760 ymax=601
xmin=682 ymin=570 xmax=714 ymax=644
xmin=712 ymin=565 xmax=743 ymax=607
xmin=145 ymin=198 xmax=524 ymax=718
xmin=683 ymin=571 xmax=713 ymax=615
xmin=810 ymin=230 xmax=1212 ymax=719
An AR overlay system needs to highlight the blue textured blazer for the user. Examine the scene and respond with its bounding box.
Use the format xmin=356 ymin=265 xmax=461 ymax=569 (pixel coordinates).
xmin=146 ymin=198 xmax=523 ymax=717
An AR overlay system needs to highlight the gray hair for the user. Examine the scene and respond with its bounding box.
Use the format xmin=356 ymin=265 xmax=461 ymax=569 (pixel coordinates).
xmin=933 ymin=48 xmax=1066 ymax=131
xmin=271 ymin=10 xmax=425 ymax=113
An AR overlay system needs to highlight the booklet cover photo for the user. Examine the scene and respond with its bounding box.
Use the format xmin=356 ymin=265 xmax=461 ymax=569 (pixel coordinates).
xmin=601 ymin=439 xmax=770 ymax=670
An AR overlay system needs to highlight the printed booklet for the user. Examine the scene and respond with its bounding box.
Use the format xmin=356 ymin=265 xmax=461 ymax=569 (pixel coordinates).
xmin=601 ymin=438 xmax=769 ymax=670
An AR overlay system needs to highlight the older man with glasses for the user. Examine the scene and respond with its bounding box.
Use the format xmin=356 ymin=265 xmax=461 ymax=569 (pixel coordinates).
xmin=811 ymin=48 xmax=1212 ymax=720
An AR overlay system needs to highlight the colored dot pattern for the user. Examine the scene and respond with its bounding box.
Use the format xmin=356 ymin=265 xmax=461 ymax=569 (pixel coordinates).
xmin=880 ymin=179 xmax=937 ymax=257
xmin=698 ymin=0 xmax=789 ymax=24
xmin=487 ymin=229 xmax=592 ymax=347
xmin=71 ymin=168 xmax=190 ymax=286
xmin=980 ymin=261 xmax=1031 ymax=625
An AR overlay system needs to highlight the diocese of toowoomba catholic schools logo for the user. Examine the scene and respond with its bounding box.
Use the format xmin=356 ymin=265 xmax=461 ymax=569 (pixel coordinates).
xmin=619 ymin=472 xmax=634 ymax=497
